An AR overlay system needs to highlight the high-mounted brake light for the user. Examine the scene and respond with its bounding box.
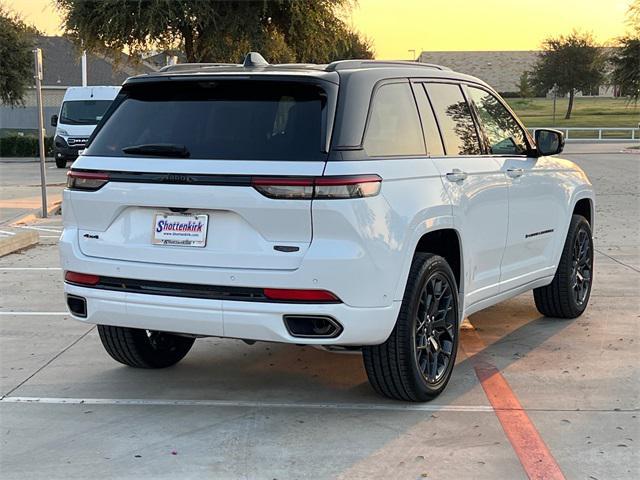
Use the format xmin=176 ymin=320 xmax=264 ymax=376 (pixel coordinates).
xmin=64 ymin=271 xmax=100 ymax=286
xmin=252 ymin=175 xmax=381 ymax=200
xmin=67 ymin=171 xmax=110 ymax=191
xmin=263 ymin=288 xmax=341 ymax=303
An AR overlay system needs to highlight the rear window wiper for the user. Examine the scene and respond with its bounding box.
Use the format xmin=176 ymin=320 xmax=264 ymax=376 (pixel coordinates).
xmin=122 ymin=144 xmax=190 ymax=158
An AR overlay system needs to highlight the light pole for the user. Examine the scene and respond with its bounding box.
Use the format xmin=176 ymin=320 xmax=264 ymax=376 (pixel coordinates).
xmin=33 ymin=48 xmax=47 ymax=218
xmin=552 ymin=83 xmax=558 ymax=127
xmin=408 ymin=49 xmax=416 ymax=61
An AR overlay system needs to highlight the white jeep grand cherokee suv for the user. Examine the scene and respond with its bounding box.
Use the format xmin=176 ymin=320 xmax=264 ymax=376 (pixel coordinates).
xmin=60 ymin=54 xmax=594 ymax=401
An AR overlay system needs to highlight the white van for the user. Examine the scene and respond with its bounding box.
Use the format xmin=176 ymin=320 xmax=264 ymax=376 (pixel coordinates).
xmin=51 ymin=86 xmax=120 ymax=168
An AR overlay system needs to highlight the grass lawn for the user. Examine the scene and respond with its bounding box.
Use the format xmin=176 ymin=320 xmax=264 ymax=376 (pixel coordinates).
xmin=506 ymin=97 xmax=639 ymax=134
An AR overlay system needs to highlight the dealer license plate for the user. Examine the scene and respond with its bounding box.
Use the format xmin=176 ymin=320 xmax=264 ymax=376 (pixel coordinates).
xmin=152 ymin=213 xmax=208 ymax=247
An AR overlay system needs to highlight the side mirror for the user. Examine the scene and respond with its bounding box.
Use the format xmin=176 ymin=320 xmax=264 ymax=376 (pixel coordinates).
xmin=535 ymin=128 xmax=564 ymax=156
xmin=50 ymin=114 xmax=58 ymax=127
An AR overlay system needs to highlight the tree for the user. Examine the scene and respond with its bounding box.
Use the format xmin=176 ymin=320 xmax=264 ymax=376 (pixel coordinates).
xmin=517 ymin=71 xmax=533 ymax=98
xmin=628 ymin=0 xmax=640 ymax=33
xmin=612 ymin=37 xmax=640 ymax=101
xmin=611 ymin=0 xmax=640 ymax=101
xmin=56 ymin=0 xmax=374 ymax=64
xmin=0 ymin=7 xmax=38 ymax=107
xmin=530 ymin=31 xmax=606 ymax=119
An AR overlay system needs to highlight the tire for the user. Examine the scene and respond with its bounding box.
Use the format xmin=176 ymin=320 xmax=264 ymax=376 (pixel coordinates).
xmin=534 ymin=214 xmax=593 ymax=319
xmin=55 ymin=157 xmax=67 ymax=168
xmin=97 ymin=325 xmax=195 ymax=368
xmin=363 ymin=253 xmax=459 ymax=402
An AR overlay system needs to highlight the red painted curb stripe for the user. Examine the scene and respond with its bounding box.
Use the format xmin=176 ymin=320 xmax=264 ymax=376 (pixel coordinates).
xmin=463 ymin=330 xmax=565 ymax=480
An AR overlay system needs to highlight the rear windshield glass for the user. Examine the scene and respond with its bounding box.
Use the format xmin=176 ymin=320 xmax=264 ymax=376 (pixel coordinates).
xmin=85 ymin=81 xmax=328 ymax=160
xmin=61 ymin=100 xmax=112 ymax=125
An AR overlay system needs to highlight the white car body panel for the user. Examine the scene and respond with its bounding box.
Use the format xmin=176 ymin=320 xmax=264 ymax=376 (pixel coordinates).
xmin=71 ymin=158 xmax=325 ymax=271
xmin=430 ymin=156 xmax=509 ymax=308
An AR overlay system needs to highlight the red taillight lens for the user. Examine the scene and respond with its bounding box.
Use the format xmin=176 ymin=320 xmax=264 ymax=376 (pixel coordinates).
xmin=251 ymin=177 xmax=315 ymax=199
xmin=64 ymin=271 xmax=100 ymax=286
xmin=67 ymin=171 xmax=110 ymax=191
xmin=263 ymin=288 xmax=340 ymax=302
xmin=252 ymin=175 xmax=381 ymax=200
xmin=315 ymin=174 xmax=382 ymax=199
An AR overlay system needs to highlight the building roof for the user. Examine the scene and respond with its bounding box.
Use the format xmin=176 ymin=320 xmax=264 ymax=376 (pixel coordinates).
xmin=418 ymin=51 xmax=539 ymax=93
xmin=35 ymin=36 xmax=156 ymax=87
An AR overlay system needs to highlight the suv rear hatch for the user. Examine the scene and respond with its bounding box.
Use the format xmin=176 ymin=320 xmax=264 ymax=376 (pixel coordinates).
xmin=70 ymin=76 xmax=337 ymax=271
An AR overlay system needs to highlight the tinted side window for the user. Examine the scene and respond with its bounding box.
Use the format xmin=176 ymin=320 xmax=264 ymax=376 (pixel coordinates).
xmin=413 ymin=84 xmax=445 ymax=156
xmin=364 ymin=83 xmax=425 ymax=156
xmin=468 ymin=87 xmax=528 ymax=155
xmin=425 ymin=83 xmax=481 ymax=156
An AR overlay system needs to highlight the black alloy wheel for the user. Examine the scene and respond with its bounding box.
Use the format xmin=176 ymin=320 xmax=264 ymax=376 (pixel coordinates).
xmin=363 ymin=253 xmax=460 ymax=401
xmin=414 ymin=273 xmax=456 ymax=385
xmin=572 ymin=227 xmax=592 ymax=306
xmin=533 ymin=214 xmax=593 ymax=319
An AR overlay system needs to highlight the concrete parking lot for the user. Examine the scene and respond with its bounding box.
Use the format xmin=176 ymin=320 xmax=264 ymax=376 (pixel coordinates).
xmin=1 ymin=144 xmax=638 ymax=479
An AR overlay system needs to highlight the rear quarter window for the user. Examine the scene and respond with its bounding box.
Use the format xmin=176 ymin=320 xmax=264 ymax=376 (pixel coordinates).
xmin=363 ymin=82 xmax=425 ymax=157
xmin=85 ymin=81 xmax=329 ymax=161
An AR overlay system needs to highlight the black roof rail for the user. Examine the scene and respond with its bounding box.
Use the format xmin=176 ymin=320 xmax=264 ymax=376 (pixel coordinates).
xmin=325 ymin=60 xmax=452 ymax=72
xmin=157 ymin=53 xmax=270 ymax=72
xmin=159 ymin=63 xmax=239 ymax=72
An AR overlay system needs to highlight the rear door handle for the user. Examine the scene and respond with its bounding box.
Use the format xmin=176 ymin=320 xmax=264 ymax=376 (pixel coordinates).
xmin=507 ymin=168 xmax=524 ymax=178
xmin=445 ymin=169 xmax=468 ymax=182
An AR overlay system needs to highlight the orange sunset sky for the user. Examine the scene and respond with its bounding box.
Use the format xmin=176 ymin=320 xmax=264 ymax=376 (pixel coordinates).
xmin=3 ymin=0 xmax=633 ymax=59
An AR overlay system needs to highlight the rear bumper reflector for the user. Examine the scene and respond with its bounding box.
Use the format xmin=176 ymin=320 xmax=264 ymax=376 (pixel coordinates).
xmin=64 ymin=271 xmax=100 ymax=285
xmin=263 ymin=288 xmax=340 ymax=302
xmin=63 ymin=272 xmax=341 ymax=304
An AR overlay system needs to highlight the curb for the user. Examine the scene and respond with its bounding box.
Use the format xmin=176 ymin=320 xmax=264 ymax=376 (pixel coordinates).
xmin=0 ymin=230 xmax=39 ymax=257
xmin=10 ymin=200 xmax=62 ymax=226
xmin=0 ymin=158 xmax=56 ymax=164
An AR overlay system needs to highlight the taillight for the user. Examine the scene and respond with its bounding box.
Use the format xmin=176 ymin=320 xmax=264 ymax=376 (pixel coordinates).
xmin=252 ymin=175 xmax=381 ymax=200
xmin=67 ymin=170 xmax=109 ymax=191
xmin=315 ymin=175 xmax=381 ymax=199
xmin=263 ymin=288 xmax=341 ymax=303
xmin=64 ymin=271 xmax=100 ymax=286
xmin=251 ymin=177 xmax=314 ymax=199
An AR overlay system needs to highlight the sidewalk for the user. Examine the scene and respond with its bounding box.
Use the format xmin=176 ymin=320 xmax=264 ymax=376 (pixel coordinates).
xmin=0 ymin=161 xmax=66 ymax=225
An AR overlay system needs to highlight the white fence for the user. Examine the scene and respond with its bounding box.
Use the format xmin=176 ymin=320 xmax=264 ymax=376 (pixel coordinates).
xmin=528 ymin=127 xmax=639 ymax=142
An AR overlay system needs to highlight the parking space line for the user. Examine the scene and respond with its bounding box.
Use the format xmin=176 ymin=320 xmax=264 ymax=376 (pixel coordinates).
xmin=14 ymin=225 xmax=62 ymax=233
xmin=0 ymin=267 xmax=61 ymax=270
xmin=0 ymin=396 xmax=496 ymax=412
xmin=0 ymin=267 xmax=61 ymax=271
xmin=0 ymin=312 xmax=68 ymax=316
xmin=2 ymin=326 xmax=95 ymax=398
xmin=2 ymin=395 xmax=628 ymax=412
xmin=462 ymin=327 xmax=565 ymax=480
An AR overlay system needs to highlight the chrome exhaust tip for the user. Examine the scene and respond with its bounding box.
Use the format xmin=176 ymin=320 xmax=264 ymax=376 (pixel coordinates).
xmin=283 ymin=315 xmax=343 ymax=339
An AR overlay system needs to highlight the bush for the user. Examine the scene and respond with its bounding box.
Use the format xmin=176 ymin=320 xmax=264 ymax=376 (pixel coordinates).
xmin=0 ymin=135 xmax=53 ymax=157
xmin=498 ymin=91 xmax=522 ymax=98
